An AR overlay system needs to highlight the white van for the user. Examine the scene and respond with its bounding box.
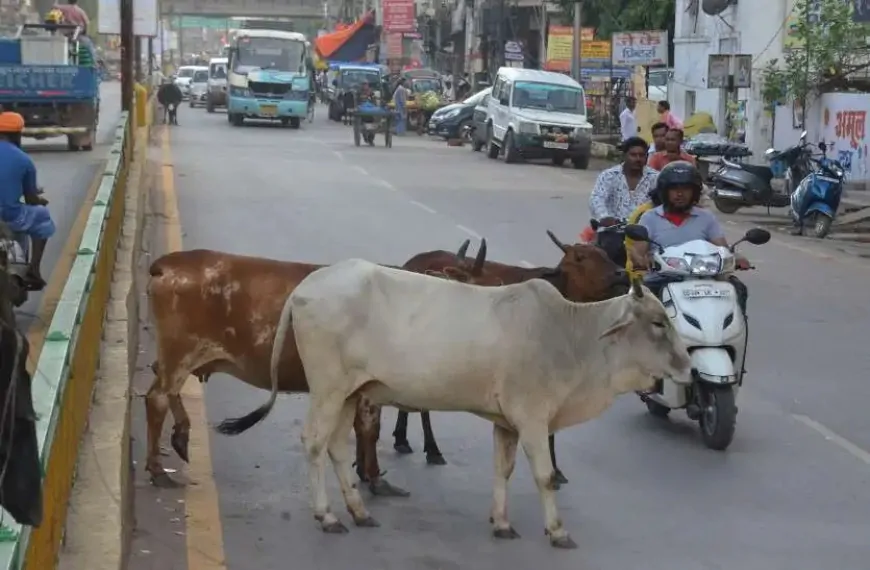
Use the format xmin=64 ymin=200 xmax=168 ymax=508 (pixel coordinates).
xmin=206 ymin=57 xmax=229 ymax=112
xmin=485 ymin=68 xmax=593 ymax=169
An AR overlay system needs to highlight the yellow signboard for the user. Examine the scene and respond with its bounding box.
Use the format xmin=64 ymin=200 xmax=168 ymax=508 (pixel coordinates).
xmin=582 ymin=40 xmax=611 ymax=60
xmin=545 ymin=26 xmax=595 ymax=71
xmin=783 ymin=13 xmax=803 ymax=50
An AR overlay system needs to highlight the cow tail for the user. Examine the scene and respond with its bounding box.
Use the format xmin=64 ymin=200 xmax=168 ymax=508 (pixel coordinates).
xmin=214 ymin=292 xmax=293 ymax=436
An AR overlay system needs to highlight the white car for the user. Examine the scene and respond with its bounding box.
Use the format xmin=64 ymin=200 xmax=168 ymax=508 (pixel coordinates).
xmin=485 ymin=67 xmax=593 ymax=169
xmin=174 ymin=65 xmax=207 ymax=100
xmin=188 ymin=68 xmax=210 ymax=108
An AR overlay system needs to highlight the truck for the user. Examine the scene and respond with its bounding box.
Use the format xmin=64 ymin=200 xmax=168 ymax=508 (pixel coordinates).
xmin=226 ymin=28 xmax=314 ymax=128
xmin=0 ymin=24 xmax=99 ymax=151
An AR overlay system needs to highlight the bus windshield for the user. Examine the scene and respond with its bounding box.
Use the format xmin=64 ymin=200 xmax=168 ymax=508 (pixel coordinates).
xmin=233 ymin=36 xmax=305 ymax=73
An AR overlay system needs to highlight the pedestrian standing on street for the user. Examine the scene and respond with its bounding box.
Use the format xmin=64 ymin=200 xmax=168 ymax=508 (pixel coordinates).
xmin=393 ymin=78 xmax=409 ymax=135
xmin=658 ymin=100 xmax=683 ymax=131
xmin=620 ymin=97 xmax=638 ymax=142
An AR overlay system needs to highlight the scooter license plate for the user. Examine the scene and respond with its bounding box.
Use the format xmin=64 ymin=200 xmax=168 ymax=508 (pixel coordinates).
xmin=683 ymin=287 xmax=730 ymax=298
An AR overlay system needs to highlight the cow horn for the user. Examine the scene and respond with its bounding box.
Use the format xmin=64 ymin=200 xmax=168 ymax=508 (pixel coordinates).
xmin=546 ymin=230 xmax=569 ymax=253
xmin=472 ymin=238 xmax=487 ymax=275
xmin=631 ymin=276 xmax=644 ymax=298
xmin=456 ymin=239 xmax=471 ymax=261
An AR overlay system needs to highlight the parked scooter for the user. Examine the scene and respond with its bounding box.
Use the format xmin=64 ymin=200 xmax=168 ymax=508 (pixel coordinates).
xmin=710 ymin=132 xmax=814 ymax=215
xmin=624 ymin=224 xmax=771 ymax=451
xmin=789 ymin=140 xmax=845 ymax=238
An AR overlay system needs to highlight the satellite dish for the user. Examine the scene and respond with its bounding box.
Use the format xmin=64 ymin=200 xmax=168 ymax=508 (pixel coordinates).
xmin=701 ymin=0 xmax=734 ymax=16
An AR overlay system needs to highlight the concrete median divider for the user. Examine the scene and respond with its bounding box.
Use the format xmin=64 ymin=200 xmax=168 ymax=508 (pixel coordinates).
xmin=0 ymin=101 xmax=152 ymax=570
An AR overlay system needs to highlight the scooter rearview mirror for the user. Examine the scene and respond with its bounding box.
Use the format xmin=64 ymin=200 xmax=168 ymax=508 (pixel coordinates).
xmin=744 ymin=228 xmax=771 ymax=245
xmin=819 ymin=141 xmax=827 ymax=152
xmin=623 ymin=224 xmax=649 ymax=242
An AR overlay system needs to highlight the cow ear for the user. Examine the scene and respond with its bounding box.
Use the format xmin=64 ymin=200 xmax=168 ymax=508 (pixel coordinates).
xmin=599 ymin=313 xmax=634 ymax=340
xmin=442 ymin=266 xmax=470 ymax=283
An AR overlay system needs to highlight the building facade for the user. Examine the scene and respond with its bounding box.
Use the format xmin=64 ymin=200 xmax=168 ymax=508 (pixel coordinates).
xmin=672 ymin=0 xmax=794 ymax=158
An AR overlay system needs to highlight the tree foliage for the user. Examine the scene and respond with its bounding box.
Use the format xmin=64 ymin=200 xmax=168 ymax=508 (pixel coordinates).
xmin=760 ymin=0 xmax=870 ymax=106
xmin=553 ymin=0 xmax=675 ymax=38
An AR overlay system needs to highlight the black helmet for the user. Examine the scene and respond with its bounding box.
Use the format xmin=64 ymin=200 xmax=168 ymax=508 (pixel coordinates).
xmin=655 ymin=160 xmax=703 ymax=209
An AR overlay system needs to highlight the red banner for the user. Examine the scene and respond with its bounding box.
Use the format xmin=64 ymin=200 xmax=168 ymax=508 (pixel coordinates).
xmin=386 ymin=32 xmax=403 ymax=58
xmin=382 ymin=0 xmax=416 ymax=33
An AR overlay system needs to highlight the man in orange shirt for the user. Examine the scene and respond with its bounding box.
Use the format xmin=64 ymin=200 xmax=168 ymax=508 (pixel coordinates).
xmin=648 ymin=128 xmax=695 ymax=171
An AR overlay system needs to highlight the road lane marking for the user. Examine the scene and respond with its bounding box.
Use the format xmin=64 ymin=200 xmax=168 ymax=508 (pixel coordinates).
xmin=409 ymin=200 xmax=437 ymax=214
xmin=456 ymin=224 xmax=482 ymax=240
xmin=159 ymin=126 xmax=229 ymax=570
xmin=792 ymin=414 xmax=870 ymax=466
xmin=520 ymin=260 xmax=535 ymax=268
xmin=378 ymin=179 xmax=397 ymax=191
xmin=27 ymin=155 xmax=105 ymax=368
xmin=353 ymin=164 xmax=369 ymax=176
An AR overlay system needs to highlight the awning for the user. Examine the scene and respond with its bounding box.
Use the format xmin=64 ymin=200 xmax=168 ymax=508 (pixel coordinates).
xmin=314 ymin=12 xmax=375 ymax=60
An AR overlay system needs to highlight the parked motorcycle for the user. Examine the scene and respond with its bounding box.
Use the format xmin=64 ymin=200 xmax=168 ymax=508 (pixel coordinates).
xmin=710 ymin=132 xmax=814 ymax=215
xmin=789 ymin=140 xmax=845 ymax=238
xmin=624 ymin=224 xmax=771 ymax=451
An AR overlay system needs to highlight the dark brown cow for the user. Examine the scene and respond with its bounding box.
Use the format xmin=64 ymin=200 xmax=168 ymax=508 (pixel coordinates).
xmin=389 ymin=230 xmax=628 ymax=487
xmin=145 ymin=242 xmax=496 ymax=494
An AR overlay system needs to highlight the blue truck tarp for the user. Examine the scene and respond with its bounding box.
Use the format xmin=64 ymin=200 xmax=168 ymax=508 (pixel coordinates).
xmin=0 ymin=65 xmax=98 ymax=102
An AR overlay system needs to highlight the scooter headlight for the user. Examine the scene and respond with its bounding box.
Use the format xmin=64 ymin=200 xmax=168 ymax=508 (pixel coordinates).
xmin=662 ymin=256 xmax=690 ymax=272
xmin=688 ymin=254 xmax=722 ymax=276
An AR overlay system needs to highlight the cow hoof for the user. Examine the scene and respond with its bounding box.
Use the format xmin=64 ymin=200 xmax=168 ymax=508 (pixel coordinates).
xmin=171 ymin=430 xmax=190 ymax=463
xmin=321 ymin=520 xmax=349 ymax=534
xmin=150 ymin=472 xmax=183 ymax=489
xmin=353 ymin=515 xmax=380 ymax=528
xmin=425 ymin=453 xmax=447 ymax=465
xmin=553 ymin=470 xmax=569 ymax=485
xmin=369 ymin=478 xmax=410 ymax=497
xmin=393 ymin=442 xmax=413 ymax=454
xmin=549 ymin=535 xmax=578 ymax=549
xmin=493 ymin=526 xmax=521 ymax=539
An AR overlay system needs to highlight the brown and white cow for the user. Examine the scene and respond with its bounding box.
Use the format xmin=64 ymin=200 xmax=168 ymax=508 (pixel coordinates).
xmin=144 ymin=241 xmax=494 ymax=493
xmin=277 ymin=261 xmax=691 ymax=547
xmin=391 ymin=230 xmax=628 ymax=487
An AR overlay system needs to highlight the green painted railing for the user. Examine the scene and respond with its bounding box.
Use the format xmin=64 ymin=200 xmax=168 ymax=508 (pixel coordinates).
xmin=0 ymin=112 xmax=131 ymax=570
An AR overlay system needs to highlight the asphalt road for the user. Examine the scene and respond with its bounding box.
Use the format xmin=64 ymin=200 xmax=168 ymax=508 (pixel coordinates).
xmin=19 ymin=81 xmax=122 ymax=330
xmin=129 ymin=105 xmax=870 ymax=570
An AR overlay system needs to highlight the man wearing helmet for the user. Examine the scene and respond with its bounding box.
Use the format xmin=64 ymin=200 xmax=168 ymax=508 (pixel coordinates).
xmin=630 ymin=161 xmax=749 ymax=309
xmin=0 ymin=112 xmax=55 ymax=290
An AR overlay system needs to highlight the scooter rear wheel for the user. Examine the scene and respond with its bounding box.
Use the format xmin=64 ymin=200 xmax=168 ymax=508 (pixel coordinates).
xmin=713 ymin=196 xmax=741 ymax=215
xmin=645 ymin=399 xmax=671 ymax=418
xmin=811 ymin=212 xmax=833 ymax=238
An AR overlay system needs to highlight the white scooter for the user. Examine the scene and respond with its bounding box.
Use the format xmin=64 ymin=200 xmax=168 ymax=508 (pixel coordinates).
xmin=624 ymin=225 xmax=771 ymax=450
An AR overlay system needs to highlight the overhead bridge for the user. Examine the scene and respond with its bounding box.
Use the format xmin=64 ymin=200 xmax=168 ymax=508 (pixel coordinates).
xmin=161 ymin=0 xmax=323 ymax=18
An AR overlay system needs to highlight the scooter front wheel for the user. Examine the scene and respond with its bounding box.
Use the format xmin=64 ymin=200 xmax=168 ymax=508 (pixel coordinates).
xmin=698 ymin=384 xmax=737 ymax=451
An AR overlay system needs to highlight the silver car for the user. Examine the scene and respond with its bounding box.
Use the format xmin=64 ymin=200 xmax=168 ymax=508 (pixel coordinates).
xmin=189 ymin=69 xmax=210 ymax=108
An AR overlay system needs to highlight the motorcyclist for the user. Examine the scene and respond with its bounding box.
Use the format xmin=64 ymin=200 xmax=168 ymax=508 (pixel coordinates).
xmin=0 ymin=112 xmax=54 ymax=290
xmin=629 ymin=161 xmax=749 ymax=312
xmin=586 ymin=136 xmax=658 ymax=231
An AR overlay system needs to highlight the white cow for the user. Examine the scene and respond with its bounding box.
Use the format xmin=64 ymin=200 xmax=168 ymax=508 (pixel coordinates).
xmin=272 ymin=259 xmax=692 ymax=548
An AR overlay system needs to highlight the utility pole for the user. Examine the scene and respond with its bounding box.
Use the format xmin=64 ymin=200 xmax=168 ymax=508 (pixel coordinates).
xmin=120 ymin=0 xmax=134 ymax=111
xmin=496 ymin=0 xmax=506 ymax=69
xmin=570 ymin=0 xmax=583 ymax=82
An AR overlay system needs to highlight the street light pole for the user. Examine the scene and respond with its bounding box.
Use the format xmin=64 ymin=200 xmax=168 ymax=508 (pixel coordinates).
xmin=571 ymin=0 xmax=583 ymax=82
xmin=120 ymin=0 xmax=134 ymax=111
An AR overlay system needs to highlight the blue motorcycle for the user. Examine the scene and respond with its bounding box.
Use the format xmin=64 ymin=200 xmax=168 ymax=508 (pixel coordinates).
xmin=789 ymin=140 xmax=845 ymax=238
